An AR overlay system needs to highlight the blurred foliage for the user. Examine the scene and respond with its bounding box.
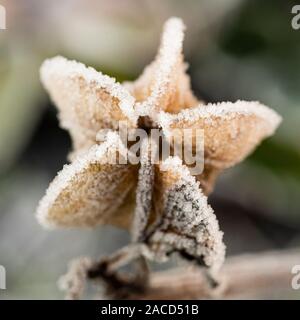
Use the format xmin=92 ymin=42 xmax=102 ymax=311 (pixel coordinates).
xmin=0 ymin=51 xmax=43 ymax=171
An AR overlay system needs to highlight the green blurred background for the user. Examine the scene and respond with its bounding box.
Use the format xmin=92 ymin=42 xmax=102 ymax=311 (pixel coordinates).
xmin=0 ymin=0 xmax=300 ymax=299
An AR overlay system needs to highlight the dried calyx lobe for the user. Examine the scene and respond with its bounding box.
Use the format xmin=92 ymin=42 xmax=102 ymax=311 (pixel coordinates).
xmin=132 ymin=139 xmax=225 ymax=276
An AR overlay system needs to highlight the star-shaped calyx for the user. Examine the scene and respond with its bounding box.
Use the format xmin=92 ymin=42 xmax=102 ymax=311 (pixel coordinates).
xmin=37 ymin=17 xmax=281 ymax=281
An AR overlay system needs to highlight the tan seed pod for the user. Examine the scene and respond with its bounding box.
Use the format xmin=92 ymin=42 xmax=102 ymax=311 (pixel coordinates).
xmin=36 ymin=17 xmax=283 ymax=295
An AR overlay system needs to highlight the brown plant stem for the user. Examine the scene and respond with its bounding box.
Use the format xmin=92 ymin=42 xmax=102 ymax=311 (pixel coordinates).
xmin=128 ymin=248 xmax=300 ymax=299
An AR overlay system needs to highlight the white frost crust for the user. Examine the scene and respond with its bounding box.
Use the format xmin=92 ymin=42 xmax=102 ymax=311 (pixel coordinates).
xmin=40 ymin=56 xmax=137 ymax=124
xmin=131 ymin=138 xmax=159 ymax=242
xmin=36 ymin=132 xmax=129 ymax=229
xmin=135 ymin=17 xmax=185 ymax=117
xmin=158 ymin=100 xmax=282 ymax=136
xmin=158 ymin=156 xmax=226 ymax=274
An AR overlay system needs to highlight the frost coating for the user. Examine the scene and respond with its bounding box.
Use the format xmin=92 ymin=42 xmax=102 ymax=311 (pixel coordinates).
xmin=41 ymin=56 xmax=137 ymax=124
xmin=135 ymin=17 xmax=185 ymax=116
xmin=37 ymin=132 xmax=137 ymax=228
xmin=158 ymin=100 xmax=281 ymax=131
xmin=40 ymin=56 xmax=137 ymax=157
xmin=146 ymin=157 xmax=225 ymax=275
xmin=158 ymin=100 xmax=282 ymax=194
xmin=126 ymin=17 xmax=198 ymax=117
xmin=58 ymin=257 xmax=93 ymax=300
xmin=37 ymin=16 xmax=282 ymax=297
xmin=158 ymin=100 xmax=282 ymax=169
xmin=131 ymin=138 xmax=155 ymax=242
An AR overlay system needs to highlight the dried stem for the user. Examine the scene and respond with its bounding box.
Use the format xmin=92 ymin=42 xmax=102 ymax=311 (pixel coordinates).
xmin=128 ymin=248 xmax=300 ymax=299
